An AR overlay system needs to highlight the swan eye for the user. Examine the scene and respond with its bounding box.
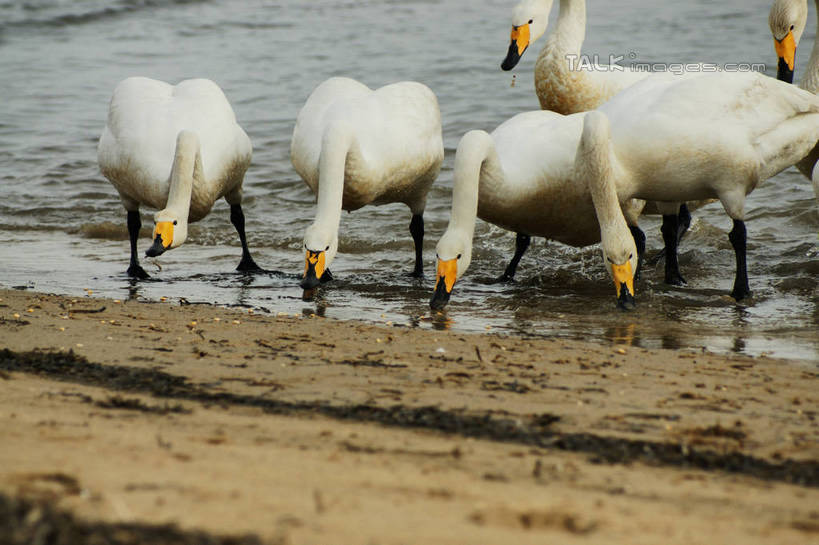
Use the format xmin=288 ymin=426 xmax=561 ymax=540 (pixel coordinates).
xmin=628 ymin=253 xmax=633 ymax=260
xmin=607 ymin=257 xmax=614 ymax=264
xmin=457 ymin=253 xmax=462 ymax=260
xmin=173 ymin=220 xmax=178 ymax=226
xmin=528 ymin=19 xmax=533 ymax=24
xmin=790 ymin=24 xmax=795 ymax=31
xmin=325 ymin=245 xmax=329 ymax=251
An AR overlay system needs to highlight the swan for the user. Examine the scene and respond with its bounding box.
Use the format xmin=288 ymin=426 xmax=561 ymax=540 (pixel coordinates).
xmin=769 ymin=0 xmax=819 ymax=197
xmin=98 ymin=76 xmax=259 ymax=279
xmin=500 ymin=0 xmax=649 ymax=114
xmin=499 ymin=0 xmax=693 ymax=286
xmin=290 ymin=77 xmax=443 ymax=295
xmin=769 ymin=0 xmax=819 ymax=90
xmin=430 ymin=109 xmax=642 ymax=311
xmin=591 ymin=71 xmax=819 ymax=301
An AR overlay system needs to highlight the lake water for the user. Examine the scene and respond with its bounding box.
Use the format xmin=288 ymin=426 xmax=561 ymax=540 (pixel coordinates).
xmin=0 ymin=0 xmax=817 ymax=363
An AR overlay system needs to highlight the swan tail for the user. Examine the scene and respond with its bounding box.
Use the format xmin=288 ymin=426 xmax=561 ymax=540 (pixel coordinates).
xmin=756 ymin=111 xmax=819 ymax=181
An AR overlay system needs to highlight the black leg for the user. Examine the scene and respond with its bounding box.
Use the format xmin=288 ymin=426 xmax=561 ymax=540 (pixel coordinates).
xmin=496 ymin=233 xmax=531 ymax=282
xmin=628 ymin=225 xmax=646 ymax=283
xmin=126 ymin=210 xmax=149 ymax=279
xmin=677 ymin=203 xmax=691 ymax=244
xmin=409 ymin=213 xmax=424 ymax=277
xmin=661 ymin=213 xmax=686 ymax=285
xmin=644 ymin=203 xmax=693 ymax=268
xmin=728 ymin=219 xmax=751 ymax=301
xmin=230 ymin=204 xmax=261 ymax=272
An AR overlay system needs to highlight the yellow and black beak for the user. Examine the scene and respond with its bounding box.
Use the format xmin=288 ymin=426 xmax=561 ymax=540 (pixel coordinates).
xmin=145 ymin=221 xmax=174 ymax=257
xmin=301 ymin=249 xmax=326 ymax=290
xmin=611 ymin=261 xmax=636 ymax=310
xmin=501 ymin=23 xmax=531 ymax=71
xmin=774 ymin=31 xmax=797 ymax=83
xmin=430 ymin=258 xmax=458 ymax=310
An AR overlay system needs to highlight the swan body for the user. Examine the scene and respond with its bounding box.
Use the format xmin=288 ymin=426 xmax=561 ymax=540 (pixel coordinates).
xmin=430 ymin=110 xmax=641 ymax=310
xmin=596 ymin=71 xmax=819 ymax=299
xmin=291 ymin=77 xmax=443 ymax=290
xmin=98 ymin=76 xmax=258 ymax=277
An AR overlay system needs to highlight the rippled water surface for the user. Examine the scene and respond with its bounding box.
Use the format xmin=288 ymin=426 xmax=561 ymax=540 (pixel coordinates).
xmin=0 ymin=0 xmax=817 ymax=362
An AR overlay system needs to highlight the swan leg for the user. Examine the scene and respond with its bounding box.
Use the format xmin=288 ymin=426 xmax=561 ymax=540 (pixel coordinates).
xmin=628 ymin=225 xmax=646 ymax=283
xmin=409 ymin=213 xmax=424 ymax=277
xmin=677 ymin=203 xmax=692 ymax=242
xmin=230 ymin=204 xmax=262 ymax=272
xmin=661 ymin=212 xmax=687 ymax=286
xmin=496 ymin=233 xmax=531 ymax=283
xmin=728 ymin=219 xmax=751 ymax=301
xmin=126 ymin=210 xmax=149 ymax=279
xmin=645 ymin=204 xmax=692 ymax=267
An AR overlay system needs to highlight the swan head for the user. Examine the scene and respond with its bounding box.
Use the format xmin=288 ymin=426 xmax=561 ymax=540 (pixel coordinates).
xmin=430 ymin=232 xmax=472 ymax=311
xmin=769 ymin=0 xmax=808 ymax=83
xmin=145 ymin=210 xmax=187 ymax=257
xmin=600 ymin=237 xmax=638 ymax=311
xmin=501 ymin=0 xmax=553 ymax=71
xmin=300 ymin=223 xmax=339 ymax=292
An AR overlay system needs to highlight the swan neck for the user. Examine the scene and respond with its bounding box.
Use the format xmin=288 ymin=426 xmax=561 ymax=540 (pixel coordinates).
xmin=313 ymin=123 xmax=353 ymax=233
xmin=165 ymin=130 xmax=200 ymax=222
xmin=800 ymin=0 xmax=819 ymax=92
xmin=578 ymin=114 xmax=626 ymax=236
xmin=449 ymin=131 xmax=499 ymax=240
xmin=547 ymin=0 xmax=586 ymax=56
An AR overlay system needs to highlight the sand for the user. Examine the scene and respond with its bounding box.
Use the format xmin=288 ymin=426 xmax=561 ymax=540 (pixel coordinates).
xmin=0 ymin=287 xmax=817 ymax=544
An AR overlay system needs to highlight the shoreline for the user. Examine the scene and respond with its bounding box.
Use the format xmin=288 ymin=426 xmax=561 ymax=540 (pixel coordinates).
xmin=1 ymin=287 xmax=817 ymax=543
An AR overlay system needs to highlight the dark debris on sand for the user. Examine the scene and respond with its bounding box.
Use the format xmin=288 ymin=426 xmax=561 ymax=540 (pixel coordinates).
xmin=2 ymin=348 xmax=818 ymax=488
xmin=0 ymin=492 xmax=268 ymax=545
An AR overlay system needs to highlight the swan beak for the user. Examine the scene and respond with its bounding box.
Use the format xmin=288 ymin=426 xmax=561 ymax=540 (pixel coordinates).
xmin=301 ymin=250 xmax=325 ymax=290
xmin=501 ymin=24 xmax=530 ymax=71
xmin=611 ymin=262 xmax=635 ymax=310
xmin=430 ymin=258 xmax=457 ymax=310
xmin=774 ymin=32 xmax=796 ymax=84
xmin=145 ymin=221 xmax=173 ymax=257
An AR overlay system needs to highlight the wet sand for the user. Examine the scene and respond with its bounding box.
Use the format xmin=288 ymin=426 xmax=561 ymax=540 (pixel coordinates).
xmin=0 ymin=287 xmax=817 ymax=544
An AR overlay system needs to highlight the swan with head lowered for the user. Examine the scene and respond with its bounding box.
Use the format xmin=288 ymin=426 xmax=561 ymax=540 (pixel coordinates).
xmin=592 ymin=70 xmax=819 ymax=301
xmin=498 ymin=0 xmax=696 ymax=287
xmin=291 ymin=77 xmax=443 ymax=297
xmin=769 ymin=0 xmax=819 ymax=198
xmin=434 ymin=70 xmax=819 ymax=308
xmin=430 ymin=109 xmax=642 ymax=311
xmin=98 ymin=76 xmax=260 ymax=278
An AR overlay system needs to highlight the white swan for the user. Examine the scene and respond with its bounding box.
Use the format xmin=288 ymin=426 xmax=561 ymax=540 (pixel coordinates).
xmin=769 ymin=0 xmax=819 ymax=197
xmin=290 ymin=77 xmax=443 ymax=294
xmin=98 ymin=76 xmax=259 ymax=278
xmin=769 ymin=0 xmax=819 ymax=90
xmin=592 ymin=70 xmax=819 ymax=301
xmin=430 ymin=110 xmax=641 ymax=311
xmin=499 ymin=0 xmax=693 ymax=286
xmin=501 ymin=0 xmax=649 ymax=114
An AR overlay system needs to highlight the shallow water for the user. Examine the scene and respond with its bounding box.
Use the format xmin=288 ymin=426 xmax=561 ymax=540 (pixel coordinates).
xmin=0 ymin=0 xmax=817 ymax=363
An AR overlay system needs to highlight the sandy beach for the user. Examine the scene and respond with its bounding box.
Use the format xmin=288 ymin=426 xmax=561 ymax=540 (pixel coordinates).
xmin=0 ymin=287 xmax=816 ymax=544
